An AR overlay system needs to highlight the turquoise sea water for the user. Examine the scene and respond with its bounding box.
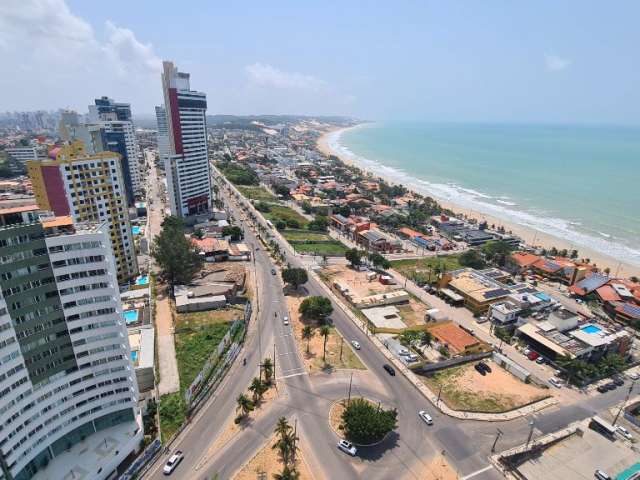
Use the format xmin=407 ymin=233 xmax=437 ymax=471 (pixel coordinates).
xmin=330 ymin=122 xmax=640 ymax=267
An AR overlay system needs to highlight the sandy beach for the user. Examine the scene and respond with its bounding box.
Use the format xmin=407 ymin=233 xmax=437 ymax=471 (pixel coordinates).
xmin=317 ymin=127 xmax=640 ymax=278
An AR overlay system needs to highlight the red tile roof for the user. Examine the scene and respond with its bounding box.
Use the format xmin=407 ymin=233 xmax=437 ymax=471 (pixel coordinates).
xmin=510 ymin=252 xmax=540 ymax=267
xmin=596 ymin=285 xmax=621 ymax=303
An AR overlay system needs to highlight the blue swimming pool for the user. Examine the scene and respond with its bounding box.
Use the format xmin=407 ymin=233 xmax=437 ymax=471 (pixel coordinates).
xmin=581 ymin=324 xmax=603 ymax=334
xmin=135 ymin=275 xmax=149 ymax=286
xmin=123 ymin=309 xmax=139 ymax=324
xmin=131 ymin=350 xmax=139 ymax=363
xmin=132 ymin=226 xmax=141 ymax=235
xmin=617 ymin=462 xmax=640 ymax=480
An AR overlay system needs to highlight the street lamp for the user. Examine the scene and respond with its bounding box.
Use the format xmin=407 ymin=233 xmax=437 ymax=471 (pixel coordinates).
xmin=526 ymin=419 xmax=535 ymax=447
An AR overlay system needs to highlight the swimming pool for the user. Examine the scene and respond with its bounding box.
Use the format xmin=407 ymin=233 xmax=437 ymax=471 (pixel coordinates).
xmin=132 ymin=226 xmax=141 ymax=235
xmin=131 ymin=350 xmax=139 ymax=363
xmin=617 ymin=462 xmax=640 ymax=480
xmin=581 ymin=324 xmax=603 ymax=334
xmin=123 ymin=309 xmax=139 ymax=324
xmin=135 ymin=275 xmax=149 ymax=286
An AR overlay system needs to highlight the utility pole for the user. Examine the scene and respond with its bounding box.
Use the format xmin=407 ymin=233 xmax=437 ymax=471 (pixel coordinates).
xmin=437 ymin=384 xmax=443 ymax=407
xmin=613 ymin=379 xmax=636 ymax=425
xmin=526 ymin=419 xmax=535 ymax=447
xmin=273 ymin=343 xmax=277 ymax=390
xmin=491 ymin=428 xmax=503 ymax=453
xmin=339 ymin=336 xmax=344 ymax=361
xmin=347 ymin=372 xmax=353 ymax=405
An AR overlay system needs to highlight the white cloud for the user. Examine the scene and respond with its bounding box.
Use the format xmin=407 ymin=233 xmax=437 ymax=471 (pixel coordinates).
xmin=0 ymin=0 xmax=162 ymax=111
xmin=245 ymin=63 xmax=327 ymax=91
xmin=545 ymin=54 xmax=571 ymax=72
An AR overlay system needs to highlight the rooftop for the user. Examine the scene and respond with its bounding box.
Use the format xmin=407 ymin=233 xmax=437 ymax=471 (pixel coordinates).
xmin=429 ymin=322 xmax=479 ymax=354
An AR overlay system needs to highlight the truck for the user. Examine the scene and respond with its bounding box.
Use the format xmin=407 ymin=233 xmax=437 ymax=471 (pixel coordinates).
xmin=425 ymin=308 xmax=449 ymax=322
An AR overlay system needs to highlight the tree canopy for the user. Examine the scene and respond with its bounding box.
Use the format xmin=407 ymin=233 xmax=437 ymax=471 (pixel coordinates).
xmin=368 ymin=252 xmax=390 ymax=270
xmin=151 ymin=216 xmax=203 ymax=287
xmin=459 ymin=249 xmax=486 ymax=269
xmin=299 ymin=296 xmax=333 ymax=322
xmin=282 ymin=268 xmax=308 ymax=290
xmin=222 ymin=225 xmax=243 ymax=241
xmin=342 ymin=398 xmax=398 ymax=445
xmin=345 ymin=248 xmax=364 ymax=267
xmin=481 ymin=241 xmax=514 ymax=266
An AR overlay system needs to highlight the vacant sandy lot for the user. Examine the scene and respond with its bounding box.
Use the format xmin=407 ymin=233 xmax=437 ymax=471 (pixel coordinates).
xmin=421 ymin=360 xmax=550 ymax=413
xmin=234 ymin=432 xmax=314 ymax=480
xmin=324 ymin=265 xmax=398 ymax=299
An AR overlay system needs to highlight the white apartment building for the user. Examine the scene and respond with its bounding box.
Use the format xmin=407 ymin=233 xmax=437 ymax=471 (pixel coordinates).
xmin=160 ymin=61 xmax=213 ymax=218
xmin=5 ymin=147 xmax=38 ymax=165
xmin=0 ymin=220 xmax=140 ymax=480
xmin=155 ymin=106 xmax=171 ymax=170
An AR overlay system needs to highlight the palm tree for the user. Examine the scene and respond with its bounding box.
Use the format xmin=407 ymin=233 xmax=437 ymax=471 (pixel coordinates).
xmin=249 ymin=377 xmax=267 ymax=403
xmin=274 ymin=417 xmax=292 ymax=439
xmin=320 ymin=325 xmax=331 ymax=362
xmin=272 ymin=417 xmax=299 ymax=468
xmin=301 ymin=326 xmax=314 ymax=354
xmin=273 ymin=465 xmax=300 ymax=480
xmin=420 ymin=330 xmax=433 ymax=347
xmin=236 ymin=393 xmax=254 ymax=419
xmin=262 ymin=358 xmax=274 ymax=385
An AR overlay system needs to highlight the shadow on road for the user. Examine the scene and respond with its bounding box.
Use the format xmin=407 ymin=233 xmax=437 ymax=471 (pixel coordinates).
xmin=356 ymin=431 xmax=401 ymax=462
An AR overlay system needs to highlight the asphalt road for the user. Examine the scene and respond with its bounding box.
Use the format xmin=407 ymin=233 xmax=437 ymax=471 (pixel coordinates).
xmin=143 ymin=169 xmax=633 ymax=480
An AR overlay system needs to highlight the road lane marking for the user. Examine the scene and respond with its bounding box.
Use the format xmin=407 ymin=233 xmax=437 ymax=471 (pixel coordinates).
xmin=460 ymin=465 xmax=494 ymax=480
xmin=278 ymin=371 xmax=308 ymax=379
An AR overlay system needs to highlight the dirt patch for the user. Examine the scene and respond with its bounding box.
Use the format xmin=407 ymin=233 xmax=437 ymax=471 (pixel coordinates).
xmin=324 ymin=264 xmax=398 ymax=300
xmin=419 ymin=361 xmax=550 ymax=413
xmin=329 ymin=400 xmax=347 ymax=436
xmin=233 ymin=432 xmax=314 ymax=480
xmin=409 ymin=454 xmax=459 ymax=480
xmin=396 ymin=302 xmax=428 ymax=327
xmin=286 ymin=295 xmax=365 ymax=372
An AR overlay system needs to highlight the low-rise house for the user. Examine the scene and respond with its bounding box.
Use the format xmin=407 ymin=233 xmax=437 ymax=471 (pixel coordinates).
xmin=506 ymin=252 xmax=540 ymax=274
xmin=490 ymin=301 xmax=522 ymax=325
xmin=355 ymin=290 xmax=410 ymax=309
xmin=429 ymin=322 xmax=480 ymax=355
xmin=444 ymin=268 xmax=511 ymax=314
xmin=356 ymin=228 xmax=402 ymax=252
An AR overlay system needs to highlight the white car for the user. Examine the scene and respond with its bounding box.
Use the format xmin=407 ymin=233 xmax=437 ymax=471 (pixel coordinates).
xmin=628 ymin=372 xmax=640 ymax=381
xmin=163 ymin=451 xmax=184 ymax=475
xmin=398 ymin=348 xmax=410 ymax=356
xmin=548 ymin=377 xmax=563 ymax=388
xmin=283 ymin=316 xmax=289 ymax=326
xmin=351 ymin=340 xmax=361 ymax=350
xmin=616 ymin=426 xmax=633 ymax=441
xmin=418 ymin=410 xmax=433 ymax=425
xmin=337 ymin=439 xmax=357 ymax=456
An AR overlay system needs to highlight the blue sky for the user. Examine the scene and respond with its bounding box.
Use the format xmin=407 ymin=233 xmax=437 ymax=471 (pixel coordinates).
xmin=2 ymin=1 xmax=639 ymax=123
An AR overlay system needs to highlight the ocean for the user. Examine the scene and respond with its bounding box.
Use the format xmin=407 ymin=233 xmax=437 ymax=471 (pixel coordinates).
xmin=328 ymin=122 xmax=640 ymax=268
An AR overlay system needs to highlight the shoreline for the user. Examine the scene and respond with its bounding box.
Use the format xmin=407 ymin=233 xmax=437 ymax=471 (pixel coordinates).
xmin=317 ymin=127 xmax=640 ymax=278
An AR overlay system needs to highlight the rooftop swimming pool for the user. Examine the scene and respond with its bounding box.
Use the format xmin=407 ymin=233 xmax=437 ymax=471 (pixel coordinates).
xmin=581 ymin=324 xmax=603 ymax=334
xmin=135 ymin=275 xmax=149 ymax=286
xmin=131 ymin=350 xmax=139 ymax=363
xmin=123 ymin=309 xmax=139 ymax=324
xmin=132 ymin=226 xmax=142 ymax=235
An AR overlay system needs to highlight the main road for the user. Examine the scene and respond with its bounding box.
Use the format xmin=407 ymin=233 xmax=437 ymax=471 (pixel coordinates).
xmin=144 ymin=166 xmax=633 ymax=480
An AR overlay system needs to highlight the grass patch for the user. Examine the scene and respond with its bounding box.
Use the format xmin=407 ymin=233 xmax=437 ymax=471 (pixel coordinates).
xmin=291 ymin=241 xmax=348 ymax=256
xmin=159 ymin=392 xmax=186 ymax=442
xmin=282 ymin=229 xmax=332 ymax=242
xmin=264 ymin=204 xmax=309 ymax=227
xmin=176 ymin=307 xmax=243 ymax=331
xmin=391 ymin=255 xmax=461 ymax=285
xmin=237 ymin=185 xmax=276 ymax=202
xmin=175 ymin=322 xmax=232 ymax=394
xmin=310 ymin=328 xmax=366 ymax=372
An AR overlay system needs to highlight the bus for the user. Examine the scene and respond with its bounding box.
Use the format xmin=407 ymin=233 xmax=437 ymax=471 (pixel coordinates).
xmin=589 ymin=416 xmax=616 ymax=439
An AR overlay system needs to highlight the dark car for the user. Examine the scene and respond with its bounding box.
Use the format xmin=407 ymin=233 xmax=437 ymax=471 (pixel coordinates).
xmin=597 ymin=384 xmax=608 ymax=393
xmin=474 ymin=363 xmax=487 ymax=376
xmin=605 ymin=382 xmax=617 ymax=391
xmin=612 ymin=375 xmax=625 ymax=387
xmin=271 ymin=268 xmax=276 ymax=275
xmin=478 ymin=361 xmax=492 ymax=373
xmin=383 ymin=364 xmax=396 ymax=376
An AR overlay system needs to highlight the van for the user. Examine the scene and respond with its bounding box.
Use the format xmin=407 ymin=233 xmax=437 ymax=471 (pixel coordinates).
xmin=595 ymin=470 xmax=611 ymax=480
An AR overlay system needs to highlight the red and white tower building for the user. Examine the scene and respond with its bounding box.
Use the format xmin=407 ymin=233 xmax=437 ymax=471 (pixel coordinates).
xmin=160 ymin=61 xmax=212 ymax=218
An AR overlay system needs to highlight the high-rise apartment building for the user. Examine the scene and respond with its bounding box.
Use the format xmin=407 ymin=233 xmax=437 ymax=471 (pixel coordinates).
xmin=154 ymin=106 xmax=170 ymax=171
xmin=0 ymin=214 xmax=140 ymax=480
xmin=27 ymin=142 xmax=138 ymax=283
xmin=160 ymin=61 xmax=212 ymax=218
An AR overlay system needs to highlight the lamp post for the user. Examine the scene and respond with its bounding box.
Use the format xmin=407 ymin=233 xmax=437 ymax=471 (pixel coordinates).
xmin=613 ymin=379 xmax=636 ymax=426
xmin=491 ymin=428 xmax=503 ymax=453
xmin=526 ymin=419 xmax=535 ymax=447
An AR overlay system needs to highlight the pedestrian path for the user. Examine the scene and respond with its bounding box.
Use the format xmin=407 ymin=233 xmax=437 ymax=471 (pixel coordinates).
xmin=156 ymin=291 xmax=180 ymax=396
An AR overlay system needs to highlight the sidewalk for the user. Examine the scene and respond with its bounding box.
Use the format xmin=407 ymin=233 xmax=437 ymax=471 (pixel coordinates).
xmin=156 ymin=289 xmax=180 ymax=396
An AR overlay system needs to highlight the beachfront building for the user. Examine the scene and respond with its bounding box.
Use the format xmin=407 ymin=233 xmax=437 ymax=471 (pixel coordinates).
xmin=0 ymin=217 xmax=140 ymax=480
xmin=160 ymin=61 xmax=212 ymax=219
xmin=155 ymin=106 xmax=171 ymax=171
xmin=26 ymin=142 xmax=138 ymax=283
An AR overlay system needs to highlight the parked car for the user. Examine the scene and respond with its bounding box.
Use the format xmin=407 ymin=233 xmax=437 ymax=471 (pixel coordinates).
xmin=612 ymin=375 xmax=625 ymax=387
xmin=476 ymin=315 xmax=489 ymax=324
xmin=418 ymin=410 xmax=433 ymax=425
xmin=597 ymin=384 xmax=609 ymax=394
xmin=398 ymin=348 xmax=410 ymax=356
xmin=351 ymin=340 xmax=361 ymax=350
xmin=523 ymin=348 xmax=531 ymax=356
xmin=628 ymin=372 xmax=640 ymax=381
xmin=548 ymin=377 xmax=563 ymax=388
xmin=474 ymin=363 xmax=487 ymax=376
xmin=337 ymin=439 xmax=357 ymax=456
xmin=383 ymin=364 xmax=396 ymax=376
xmin=478 ymin=361 xmax=492 ymax=373
xmin=605 ymin=382 xmax=617 ymax=391
xmin=527 ymin=351 xmax=540 ymax=361
xmin=616 ymin=426 xmax=633 ymax=441
xmin=405 ymin=354 xmax=419 ymax=363
xmin=283 ymin=316 xmax=289 ymax=326
xmin=163 ymin=451 xmax=184 ymax=475
xmin=595 ymin=469 xmax=612 ymax=480
xmin=536 ymin=356 xmax=546 ymax=365
xmin=271 ymin=268 xmax=277 ymax=275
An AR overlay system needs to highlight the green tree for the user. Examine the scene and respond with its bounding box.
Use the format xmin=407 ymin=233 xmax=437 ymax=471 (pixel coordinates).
xmin=249 ymin=377 xmax=268 ymax=403
xmin=399 ymin=330 xmax=421 ymax=347
xmin=301 ymin=326 xmax=314 ymax=353
xmin=276 ymin=220 xmax=287 ymax=230
xmin=420 ymin=330 xmax=433 ymax=347
xmin=273 ymin=466 xmax=300 ymax=480
xmin=368 ymin=252 xmax=391 ymax=270
xmin=235 ymin=393 xmax=254 ymax=420
xmin=320 ymin=325 xmax=331 ymax=361
xmin=222 ymin=225 xmax=243 ymax=241
xmin=301 ymin=201 xmax=313 ymax=214
xmin=282 ymin=268 xmax=309 ymax=291
xmin=262 ymin=358 xmax=274 ymax=385
xmin=345 ymin=248 xmax=363 ymax=268
xmin=286 ymin=218 xmax=300 ymax=229
xmin=341 ymin=398 xmax=398 ymax=445
xmin=481 ymin=241 xmax=514 ymax=266
xmin=459 ymin=249 xmax=486 ymax=269
xmin=273 ymin=184 xmax=291 ymax=199
xmin=151 ymin=216 xmax=203 ymax=287
xmin=307 ymin=215 xmax=328 ymax=232
xmin=299 ymin=296 xmax=333 ymax=323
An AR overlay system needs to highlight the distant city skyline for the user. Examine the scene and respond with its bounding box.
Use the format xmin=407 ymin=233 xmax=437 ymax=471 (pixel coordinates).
xmin=1 ymin=0 xmax=639 ymax=124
